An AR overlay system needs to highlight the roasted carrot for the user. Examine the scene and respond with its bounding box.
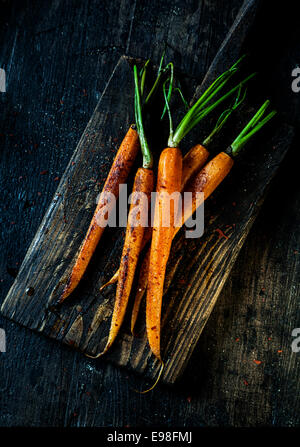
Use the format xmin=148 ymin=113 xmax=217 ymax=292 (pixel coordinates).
xmin=146 ymin=58 xmax=256 ymax=360
xmin=101 ymin=167 xmax=154 ymax=355
xmin=131 ymin=246 xmax=151 ymax=333
xmin=146 ymin=147 xmax=182 ymax=361
xmin=57 ymin=126 xmax=140 ymax=304
xmin=131 ymin=152 xmax=233 ymax=335
xmin=130 ymin=74 xmax=248 ymax=335
xmin=146 ymin=100 xmax=276 ymax=360
xmin=56 ymin=55 xmax=169 ymax=305
xmin=130 ymin=143 xmax=209 ymax=334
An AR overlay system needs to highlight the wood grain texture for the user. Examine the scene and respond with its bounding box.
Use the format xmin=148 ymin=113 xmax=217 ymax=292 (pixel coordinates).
xmin=0 ymin=0 xmax=299 ymax=427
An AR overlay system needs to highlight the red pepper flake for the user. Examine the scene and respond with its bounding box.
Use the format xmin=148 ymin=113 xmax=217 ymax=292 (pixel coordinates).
xmin=267 ymin=337 xmax=272 ymax=341
xmin=60 ymin=99 xmax=64 ymax=105
xmin=10 ymin=221 xmax=16 ymax=225
xmin=243 ymin=379 xmax=249 ymax=386
xmin=54 ymin=176 xmax=60 ymax=181
xmin=235 ymin=337 xmax=240 ymax=342
xmin=277 ymin=350 xmax=282 ymax=353
xmin=40 ymin=170 xmax=48 ymax=175
xmin=82 ymin=89 xmax=87 ymax=96
xmin=71 ymin=161 xmax=75 ymax=165
xmin=37 ymin=192 xmax=42 ymax=196
xmin=253 ymin=359 xmax=262 ymax=365
xmin=215 ymin=228 xmax=229 ymax=239
xmin=187 ymin=396 xmax=192 ymax=403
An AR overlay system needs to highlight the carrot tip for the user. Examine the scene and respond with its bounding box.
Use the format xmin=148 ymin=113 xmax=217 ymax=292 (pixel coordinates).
xmin=85 ymin=342 xmax=111 ymax=359
xmin=99 ymin=275 xmax=118 ymax=292
xmin=134 ymin=361 xmax=164 ymax=394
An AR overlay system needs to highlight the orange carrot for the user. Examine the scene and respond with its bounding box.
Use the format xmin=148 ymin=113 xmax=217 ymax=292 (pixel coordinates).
xmin=130 ymin=143 xmax=209 ymax=333
xmin=145 ymin=152 xmax=233 ymax=360
xmin=181 ymin=144 xmax=209 ymax=190
xmin=134 ymin=152 xmax=232 ymax=338
xmin=175 ymin=151 xmax=234 ymax=232
xmin=146 ymin=147 xmax=182 ymax=361
xmin=100 ymin=167 xmax=154 ymax=355
xmin=139 ymin=60 xmax=256 ymax=360
xmin=143 ymin=98 xmax=276 ymax=361
xmin=58 ymin=125 xmax=140 ymax=304
xmin=131 ymin=246 xmax=151 ymax=334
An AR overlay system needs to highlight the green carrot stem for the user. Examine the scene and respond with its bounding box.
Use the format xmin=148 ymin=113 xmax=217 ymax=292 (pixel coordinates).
xmin=134 ymin=65 xmax=153 ymax=169
xmin=161 ymin=62 xmax=174 ymax=119
xmin=144 ymin=51 xmax=166 ymax=106
xmin=202 ymin=85 xmax=247 ymax=146
xmin=230 ymin=100 xmax=277 ymax=156
xmin=163 ymin=77 xmax=174 ymax=144
xmin=140 ymin=59 xmax=150 ymax=97
xmin=169 ymin=72 xmax=256 ymax=147
xmin=174 ymin=86 xmax=189 ymax=111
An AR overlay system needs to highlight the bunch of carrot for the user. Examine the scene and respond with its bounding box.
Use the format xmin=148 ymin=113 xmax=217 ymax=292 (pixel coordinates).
xmin=55 ymin=55 xmax=276 ymax=368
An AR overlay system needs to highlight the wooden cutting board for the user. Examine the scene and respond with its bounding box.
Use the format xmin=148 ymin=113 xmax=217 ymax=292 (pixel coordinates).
xmin=0 ymin=1 xmax=294 ymax=385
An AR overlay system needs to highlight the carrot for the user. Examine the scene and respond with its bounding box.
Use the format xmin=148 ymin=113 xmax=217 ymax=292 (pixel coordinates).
xmin=145 ymin=58 xmax=257 ymax=361
xmin=131 ymin=152 xmax=232 ymax=336
xmin=146 ymin=146 xmax=182 ymax=361
xmin=99 ymin=227 xmax=153 ymax=292
xmin=131 ymin=246 xmax=151 ymax=333
xmin=57 ymin=126 xmax=140 ymax=304
xmin=176 ymin=151 xmax=234 ymax=229
xmin=100 ymin=167 xmax=154 ymax=355
xmin=130 ymin=143 xmax=209 ymax=334
xmin=56 ymin=55 xmax=169 ymax=305
xmin=146 ymin=100 xmax=276 ymax=361
xmin=130 ymin=72 xmax=249 ymax=336
xmin=181 ymin=144 xmax=209 ymax=189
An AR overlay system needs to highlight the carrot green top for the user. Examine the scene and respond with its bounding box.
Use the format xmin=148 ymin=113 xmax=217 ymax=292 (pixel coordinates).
xmin=164 ymin=56 xmax=256 ymax=148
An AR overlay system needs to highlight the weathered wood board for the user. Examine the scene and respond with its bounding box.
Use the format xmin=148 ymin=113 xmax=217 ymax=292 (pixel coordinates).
xmin=0 ymin=0 xmax=295 ymax=385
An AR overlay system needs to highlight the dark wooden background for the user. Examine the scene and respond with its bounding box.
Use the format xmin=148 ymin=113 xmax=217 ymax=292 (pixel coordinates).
xmin=0 ymin=0 xmax=299 ymax=427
